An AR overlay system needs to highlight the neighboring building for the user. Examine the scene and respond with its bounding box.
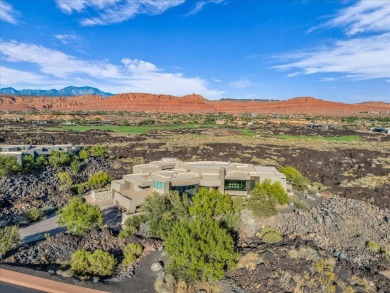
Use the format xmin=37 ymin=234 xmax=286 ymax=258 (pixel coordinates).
xmin=111 ymin=159 xmax=287 ymax=214
xmin=370 ymin=127 xmax=390 ymax=134
xmin=0 ymin=144 xmax=81 ymax=165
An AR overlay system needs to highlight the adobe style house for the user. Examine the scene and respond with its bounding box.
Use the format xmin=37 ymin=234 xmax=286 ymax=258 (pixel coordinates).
xmin=111 ymin=159 xmax=287 ymax=213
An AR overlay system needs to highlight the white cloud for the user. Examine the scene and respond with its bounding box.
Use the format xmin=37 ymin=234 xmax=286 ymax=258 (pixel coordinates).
xmin=55 ymin=0 xmax=186 ymax=26
xmin=55 ymin=34 xmax=86 ymax=51
xmin=230 ymin=78 xmax=253 ymax=88
xmin=275 ymin=1 xmax=390 ymax=81
xmin=0 ymin=1 xmax=19 ymax=24
xmin=0 ymin=40 xmax=223 ymax=98
xmin=185 ymin=0 xmax=224 ymax=16
xmin=274 ymin=34 xmax=390 ymax=80
xmin=328 ymin=1 xmax=390 ymax=35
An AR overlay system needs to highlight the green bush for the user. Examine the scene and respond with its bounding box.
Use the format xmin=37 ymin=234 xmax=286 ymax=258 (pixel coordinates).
xmin=0 ymin=155 xmax=21 ymax=177
xmin=0 ymin=226 xmax=20 ymax=256
xmin=90 ymin=145 xmax=106 ymax=157
xmin=88 ymin=171 xmax=111 ymax=189
xmin=279 ymin=166 xmax=310 ymax=190
xmin=57 ymin=197 xmax=103 ymax=235
xmin=119 ymin=214 xmax=145 ymax=237
xmin=48 ymin=151 xmax=71 ymax=167
xmin=25 ymin=207 xmax=44 ymax=221
xmin=122 ymin=242 xmax=143 ymax=266
xmin=248 ymin=185 xmax=278 ymax=218
xmin=256 ymin=179 xmax=288 ymax=205
xmin=57 ymin=172 xmax=73 ymax=192
xmin=70 ymin=159 xmax=80 ymax=174
xmin=165 ymin=218 xmax=239 ymax=282
xmin=366 ymin=241 xmax=380 ymax=253
xmin=79 ymin=149 xmax=89 ymax=160
xmin=257 ymin=226 xmax=282 ymax=243
xmin=70 ymin=182 xmax=90 ymax=195
xmin=71 ymin=249 xmax=116 ymax=276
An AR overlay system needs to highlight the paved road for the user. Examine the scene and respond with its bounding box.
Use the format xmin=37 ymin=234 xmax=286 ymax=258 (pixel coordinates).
xmin=0 ymin=282 xmax=42 ymax=293
xmin=19 ymin=214 xmax=65 ymax=243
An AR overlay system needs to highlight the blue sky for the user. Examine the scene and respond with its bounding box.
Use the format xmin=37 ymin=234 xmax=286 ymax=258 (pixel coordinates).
xmin=0 ymin=0 xmax=389 ymax=102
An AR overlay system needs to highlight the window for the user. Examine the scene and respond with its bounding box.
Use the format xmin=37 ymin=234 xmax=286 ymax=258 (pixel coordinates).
xmin=224 ymin=180 xmax=247 ymax=191
xmin=153 ymin=181 xmax=164 ymax=189
xmin=170 ymin=185 xmax=197 ymax=196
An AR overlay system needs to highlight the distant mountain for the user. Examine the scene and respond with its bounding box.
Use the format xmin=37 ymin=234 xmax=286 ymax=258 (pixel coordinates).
xmin=0 ymin=86 xmax=113 ymax=97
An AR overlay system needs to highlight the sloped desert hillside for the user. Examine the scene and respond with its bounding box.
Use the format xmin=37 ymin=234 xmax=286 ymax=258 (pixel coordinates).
xmin=0 ymin=93 xmax=389 ymax=116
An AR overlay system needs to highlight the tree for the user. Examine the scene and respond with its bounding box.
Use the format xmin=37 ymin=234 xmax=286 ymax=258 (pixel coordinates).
xmin=57 ymin=197 xmax=102 ymax=235
xmin=0 ymin=226 xmax=20 ymax=257
xmin=57 ymin=172 xmax=73 ymax=192
xmin=48 ymin=151 xmax=71 ymax=167
xmin=165 ymin=218 xmax=238 ymax=282
xmin=71 ymin=249 xmax=116 ymax=277
xmin=90 ymin=145 xmax=106 ymax=157
xmin=0 ymin=155 xmax=21 ymax=177
xmin=190 ymin=188 xmax=241 ymax=231
xmin=88 ymin=171 xmax=111 ymax=189
xmin=140 ymin=191 xmax=191 ymax=239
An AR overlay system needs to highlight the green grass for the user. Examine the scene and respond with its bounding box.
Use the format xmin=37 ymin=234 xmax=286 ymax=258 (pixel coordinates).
xmin=54 ymin=124 xmax=199 ymax=134
xmin=276 ymin=134 xmax=359 ymax=142
xmin=238 ymin=129 xmax=257 ymax=136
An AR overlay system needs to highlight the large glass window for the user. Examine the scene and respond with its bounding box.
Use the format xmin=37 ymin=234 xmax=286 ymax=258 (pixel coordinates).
xmin=170 ymin=185 xmax=197 ymax=196
xmin=153 ymin=181 xmax=164 ymax=189
xmin=224 ymin=180 xmax=247 ymax=191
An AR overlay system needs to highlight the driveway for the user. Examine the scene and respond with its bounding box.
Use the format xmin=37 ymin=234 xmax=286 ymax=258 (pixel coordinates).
xmin=19 ymin=200 xmax=116 ymax=243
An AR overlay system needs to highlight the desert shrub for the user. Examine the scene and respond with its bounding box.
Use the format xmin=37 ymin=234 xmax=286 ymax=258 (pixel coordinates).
xmin=90 ymin=145 xmax=106 ymax=157
xmin=288 ymin=246 xmax=319 ymax=261
xmin=122 ymin=242 xmax=143 ymax=266
xmin=57 ymin=171 xmax=73 ymax=192
xmin=25 ymin=207 xmax=44 ymax=221
xmin=22 ymin=154 xmax=36 ymax=171
xmin=309 ymin=182 xmax=325 ymax=193
xmin=141 ymin=191 xmax=191 ymax=239
xmin=236 ymin=252 xmax=261 ymax=271
xmin=70 ymin=158 xmax=80 ymax=174
xmin=57 ymin=197 xmax=102 ymax=235
xmin=288 ymin=195 xmax=309 ymax=210
xmin=257 ymin=226 xmax=282 ymax=243
xmin=165 ymin=218 xmax=238 ymax=282
xmin=247 ymin=185 xmax=277 ymax=218
xmin=154 ymin=274 xmax=178 ymax=293
xmin=71 ymin=249 xmax=116 ymax=277
xmin=70 ymin=182 xmax=90 ymax=195
xmin=79 ymin=149 xmax=89 ymax=160
xmin=366 ymin=240 xmax=380 ymax=252
xmin=0 ymin=225 xmax=20 ymax=256
xmin=314 ymin=258 xmax=336 ymax=293
xmin=256 ymin=179 xmax=288 ymax=205
xmin=88 ymin=171 xmax=111 ymax=189
xmin=119 ymin=214 xmax=146 ymax=237
xmin=35 ymin=155 xmax=47 ymax=166
xmin=0 ymin=155 xmax=21 ymax=177
xmin=279 ymin=166 xmax=310 ymax=190
xmin=48 ymin=151 xmax=71 ymax=167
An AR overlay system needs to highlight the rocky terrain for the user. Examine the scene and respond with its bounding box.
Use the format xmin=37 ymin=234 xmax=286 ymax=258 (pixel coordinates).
xmin=0 ymin=157 xmax=125 ymax=224
xmin=1 ymin=94 xmax=389 ymax=115
xmin=232 ymin=194 xmax=390 ymax=293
